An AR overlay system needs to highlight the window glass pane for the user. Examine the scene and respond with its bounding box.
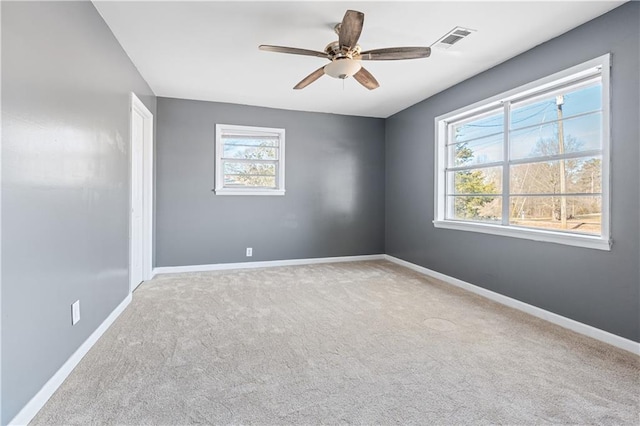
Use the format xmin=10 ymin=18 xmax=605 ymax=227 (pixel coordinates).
xmin=223 ymin=161 xmax=276 ymax=176
xmin=452 ymin=110 xmax=504 ymax=144
xmin=509 ymin=195 xmax=601 ymax=235
xmin=223 ymin=145 xmax=278 ymax=160
xmin=510 ymin=98 xmax=557 ymax=130
xmin=510 ymin=112 xmax=602 ymax=160
xmin=560 ymin=84 xmax=602 ymax=118
xmin=449 ymin=134 xmax=503 ymax=167
xmin=449 ymin=166 xmax=502 ymax=195
xmin=448 ymin=196 xmax=502 ymax=222
xmin=222 ymin=136 xmax=279 ymax=147
xmin=225 ymin=175 xmax=276 ymax=188
xmin=511 ymin=83 xmax=601 ymax=130
xmin=510 ymin=156 xmax=601 ymax=195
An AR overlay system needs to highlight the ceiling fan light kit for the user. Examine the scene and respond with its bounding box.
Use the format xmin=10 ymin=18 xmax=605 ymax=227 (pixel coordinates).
xmin=259 ymin=9 xmax=431 ymax=90
xmin=324 ymin=58 xmax=362 ymax=79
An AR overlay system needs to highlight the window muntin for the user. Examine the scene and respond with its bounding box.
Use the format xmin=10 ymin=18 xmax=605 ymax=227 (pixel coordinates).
xmin=215 ymin=125 xmax=285 ymax=195
xmin=435 ymin=55 xmax=610 ymax=250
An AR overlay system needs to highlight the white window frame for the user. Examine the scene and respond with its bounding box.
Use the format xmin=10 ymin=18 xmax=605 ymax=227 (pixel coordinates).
xmin=215 ymin=124 xmax=286 ymax=196
xmin=434 ymin=54 xmax=611 ymax=251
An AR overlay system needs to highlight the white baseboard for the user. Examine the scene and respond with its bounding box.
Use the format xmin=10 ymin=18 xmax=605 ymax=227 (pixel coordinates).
xmin=384 ymin=255 xmax=640 ymax=355
xmin=8 ymin=294 xmax=132 ymax=426
xmin=152 ymin=254 xmax=386 ymax=276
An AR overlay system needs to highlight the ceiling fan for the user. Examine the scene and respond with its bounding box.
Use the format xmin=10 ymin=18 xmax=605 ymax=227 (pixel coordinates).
xmin=259 ymin=10 xmax=431 ymax=90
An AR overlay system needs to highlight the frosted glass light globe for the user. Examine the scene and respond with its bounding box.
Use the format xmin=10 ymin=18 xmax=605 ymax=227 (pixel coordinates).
xmin=324 ymin=58 xmax=362 ymax=79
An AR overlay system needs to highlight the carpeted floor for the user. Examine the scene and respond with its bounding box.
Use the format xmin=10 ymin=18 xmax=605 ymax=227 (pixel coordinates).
xmin=32 ymin=261 xmax=639 ymax=425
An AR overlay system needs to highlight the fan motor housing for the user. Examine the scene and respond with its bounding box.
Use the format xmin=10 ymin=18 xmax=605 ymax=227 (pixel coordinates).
xmin=325 ymin=41 xmax=361 ymax=60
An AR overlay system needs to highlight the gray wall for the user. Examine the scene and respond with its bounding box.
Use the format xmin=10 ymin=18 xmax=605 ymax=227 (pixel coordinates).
xmin=385 ymin=2 xmax=639 ymax=342
xmin=156 ymin=97 xmax=385 ymax=266
xmin=1 ymin=1 xmax=156 ymax=423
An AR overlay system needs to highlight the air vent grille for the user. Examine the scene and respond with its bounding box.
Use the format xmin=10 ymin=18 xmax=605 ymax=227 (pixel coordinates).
xmin=434 ymin=26 xmax=475 ymax=49
xmin=441 ymin=34 xmax=464 ymax=45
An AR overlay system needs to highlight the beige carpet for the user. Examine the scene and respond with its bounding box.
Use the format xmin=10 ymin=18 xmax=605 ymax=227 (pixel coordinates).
xmin=32 ymin=261 xmax=639 ymax=425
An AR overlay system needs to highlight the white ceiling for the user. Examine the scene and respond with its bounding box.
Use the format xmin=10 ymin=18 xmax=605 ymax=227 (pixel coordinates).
xmin=94 ymin=1 xmax=625 ymax=118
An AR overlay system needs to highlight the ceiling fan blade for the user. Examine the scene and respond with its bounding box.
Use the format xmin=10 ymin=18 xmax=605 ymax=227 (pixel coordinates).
xmin=359 ymin=47 xmax=431 ymax=61
xmin=339 ymin=10 xmax=364 ymax=50
xmin=293 ymin=66 xmax=326 ymax=90
xmin=259 ymin=45 xmax=328 ymax=59
xmin=353 ymin=67 xmax=379 ymax=90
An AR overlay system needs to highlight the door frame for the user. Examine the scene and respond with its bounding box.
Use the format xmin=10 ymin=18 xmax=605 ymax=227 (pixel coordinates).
xmin=129 ymin=93 xmax=154 ymax=292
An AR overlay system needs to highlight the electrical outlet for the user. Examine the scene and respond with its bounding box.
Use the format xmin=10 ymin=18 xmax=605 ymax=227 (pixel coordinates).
xmin=246 ymin=247 xmax=253 ymax=257
xmin=71 ymin=300 xmax=81 ymax=325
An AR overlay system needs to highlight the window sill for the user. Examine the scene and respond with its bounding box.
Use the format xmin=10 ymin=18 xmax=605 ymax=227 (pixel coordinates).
xmin=433 ymin=219 xmax=611 ymax=251
xmin=214 ymin=188 xmax=285 ymax=196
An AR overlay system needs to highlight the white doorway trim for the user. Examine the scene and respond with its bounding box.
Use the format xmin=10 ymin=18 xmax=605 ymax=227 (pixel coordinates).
xmin=130 ymin=93 xmax=154 ymax=293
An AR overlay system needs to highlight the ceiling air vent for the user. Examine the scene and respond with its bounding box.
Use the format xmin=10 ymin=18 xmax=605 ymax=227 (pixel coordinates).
xmin=434 ymin=27 xmax=475 ymax=49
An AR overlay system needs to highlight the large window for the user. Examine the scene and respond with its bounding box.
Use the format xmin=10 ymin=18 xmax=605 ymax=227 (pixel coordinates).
xmin=434 ymin=55 xmax=610 ymax=250
xmin=215 ymin=124 xmax=285 ymax=196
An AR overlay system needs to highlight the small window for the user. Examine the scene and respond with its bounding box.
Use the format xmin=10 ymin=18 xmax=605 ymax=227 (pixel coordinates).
xmin=215 ymin=124 xmax=285 ymax=196
xmin=434 ymin=55 xmax=610 ymax=250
